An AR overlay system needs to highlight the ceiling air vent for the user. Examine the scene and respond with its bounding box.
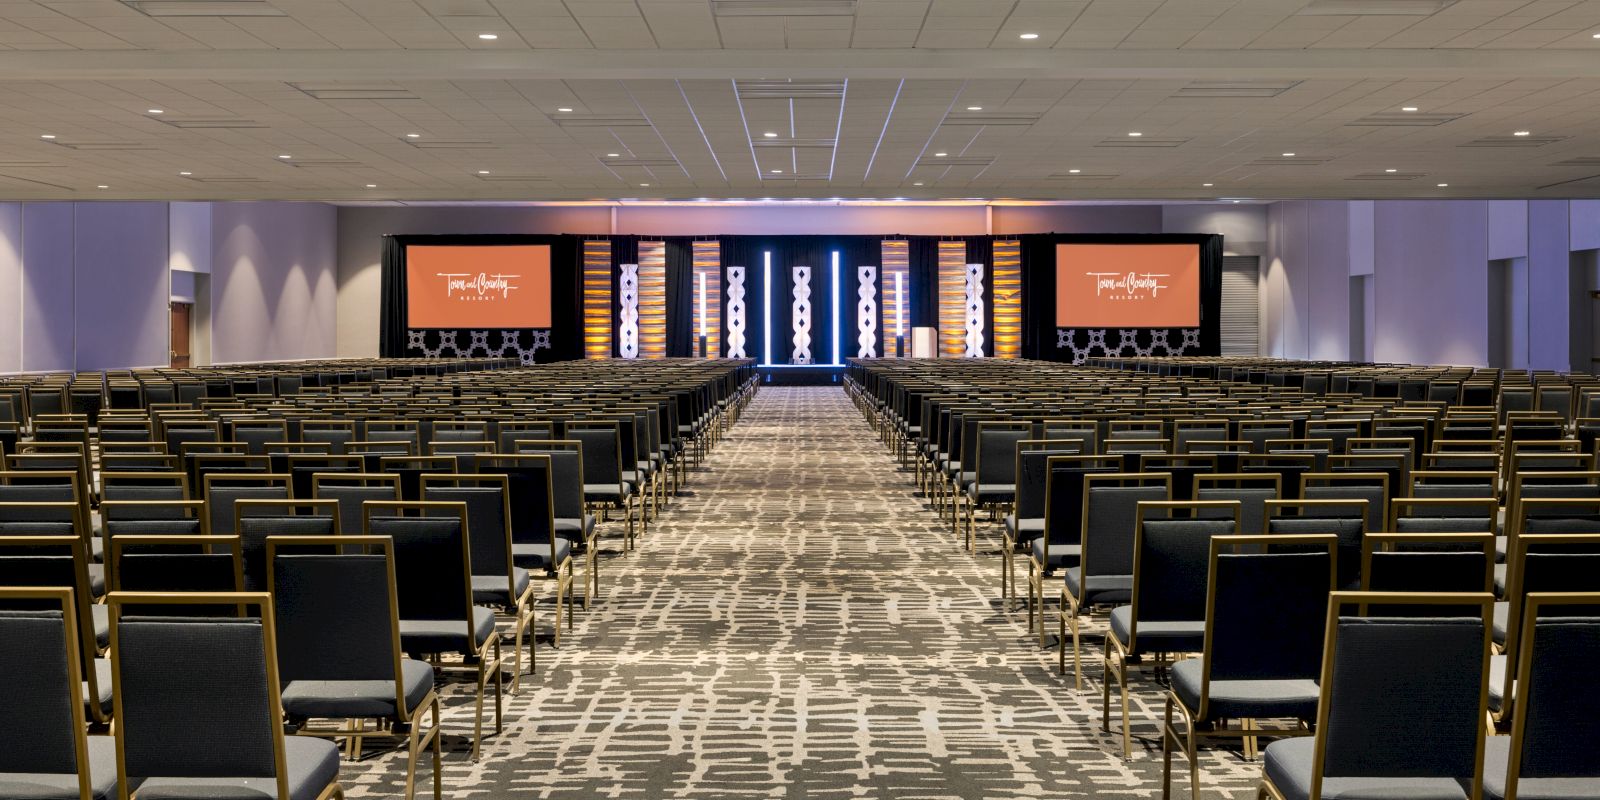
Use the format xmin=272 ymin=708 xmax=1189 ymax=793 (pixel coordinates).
xmin=1173 ymin=81 xmax=1301 ymax=98
xmin=712 ymin=0 xmax=857 ymax=16
xmin=1348 ymin=112 xmax=1464 ymax=126
xmin=1550 ymin=157 xmax=1600 ymax=167
xmin=601 ymin=157 xmax=682 ymax=168
xmin=122 ymin=0 xmax=284 ymax=16
xmin=0 ymin=160 xmax=62 ymax=168
xmin=1049 ymin=172 xmax=1118 ymax=180
xmin=735 ymin=80 xmax=847 ymax=100
xmin=474 ymin=174 xmax=553 ymax=182
xmin=157 ymin=116 xmax=266 ymax=129
xmin=185 ymin=175 xmax=269 ymax=183
xmin=554 ymin=115 xmax=653 ymax=128
xmin=1248 ymin=156 xmax=1333 ymax=166
xmin=281 ymin=158 xmax=364 ymax=168
xmin=915 ymin=155 xmax=994 ymax=167
xmin=49 ymin=139 xmax=151 ymax=151
xmin=292 ymin=83 xmax=419 ymax=101
xmin=1297 ymin=0 xmax=1455 ymax=15
xmin=1460 ymin=136 xmax=1567 ymax=147
xmin=1347 ymin=171 xmax=1426 ymax=181
xmin=942 ymin=112 xmax=1042 ymax=127
xmin=1097 ymin=137 xmax=1188 ymax=148
xmin=405 ymin=139 xmax=498 ymax=150
xmin=752 ymin=138 xmax=837 ymax=148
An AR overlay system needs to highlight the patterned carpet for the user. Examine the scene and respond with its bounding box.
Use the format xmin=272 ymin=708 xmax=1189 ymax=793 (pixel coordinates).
xmin=343 ymin=387 xmax=1264 ymax=799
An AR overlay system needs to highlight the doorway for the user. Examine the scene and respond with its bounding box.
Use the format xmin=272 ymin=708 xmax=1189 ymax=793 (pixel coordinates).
xmin=170 ymin=302 xmax=192 ymax=368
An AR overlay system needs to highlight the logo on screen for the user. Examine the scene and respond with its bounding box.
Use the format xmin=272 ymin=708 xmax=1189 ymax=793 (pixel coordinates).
xmin=436 ymin=272 xmax=521 ymax=302
xmin=1084 ymin=271 xmax=1170 ymax=302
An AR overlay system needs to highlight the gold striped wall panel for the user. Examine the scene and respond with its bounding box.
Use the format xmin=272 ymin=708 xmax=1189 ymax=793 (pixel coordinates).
xmin=692 ymin=241 xmax=722 ymax=358
xmin=638 ymin=241 xmax=668 ymax=360
xmin=992 ymin=240 xmax=1022 ymax=359
xmin=881 ymin=240 xmax=909 ymax=356
xmin=937 ymin=241 xmax=968 ymax=358
xmin=582 ymin=240 xmax=613 ymax=359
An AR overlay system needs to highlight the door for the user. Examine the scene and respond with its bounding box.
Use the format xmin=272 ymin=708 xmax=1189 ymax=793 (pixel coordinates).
xmin=170 ymin=302 xmax=192 ymax=368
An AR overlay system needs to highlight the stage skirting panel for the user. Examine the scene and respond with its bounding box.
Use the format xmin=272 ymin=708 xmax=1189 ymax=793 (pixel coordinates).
xmin=378 ymin=233 xmax=1222 ymax=365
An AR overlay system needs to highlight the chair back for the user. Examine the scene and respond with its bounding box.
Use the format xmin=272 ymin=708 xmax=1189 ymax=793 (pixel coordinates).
xmin=569 ymin=425 xmax=623 ymax=487
xmin=1266 ymin=499 xmax=1370 ymax=589
xmin=973 ymin=423 xmax=1030 ymax=488
xmin=509 ymin=445 xmax=586 ymax=520
xmin=109 ymin=593 xmax=292 ymax=798
xmin=1194 ymin=473 xmax=1281 ymax=535
xmin=269 ymin=537 xmax=407 ymax=715
xmin=203 ymin=474 xmax=291 ymax=536
xmin=1014 ymin=444 xmax=1081 ymax=525
xmin=1309 ymin=592 xmax=1492 ymax=795
xmin=1502 ymin=592 xmax=1600 ymax=793
xmin=0 ymin=587 xmax=90 ymax=786
xmin=365 ymin=502 xmax=474 ymax=633
xmin=1301 ymin=472 xmax=1389 ymax=533
xmin=1126 ymin=501 xmax=1238 ymax=653
xmin=1197 ymin=535 xmax=1336 ymax=720
xmin=1079 ymin=473 xmax=1172 ymax=580
xmin=1361 ymin=533 xmax=1495 ymax=616
xmin=311 ymin=474 xmax=401 ymax=538
xmin=421 ymin=474 xmax=516 ymax=582
xmin=233 ymin=500 xmax=340 ymax=591
xmin=111 ymin=536 xmax=244 ymax=615
xmin=1039 ymin=456 xmax=1119 ymax=556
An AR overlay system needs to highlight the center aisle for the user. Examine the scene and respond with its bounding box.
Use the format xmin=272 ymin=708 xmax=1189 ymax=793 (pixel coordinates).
xmin=347 ymin=387 xmax=1260 ymax=798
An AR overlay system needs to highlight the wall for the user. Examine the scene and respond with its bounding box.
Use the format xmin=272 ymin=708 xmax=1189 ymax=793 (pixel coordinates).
xmin=211 ymin=202 xmax=337 ymax=364
xmin=1265 ymin=199 xmax=1600 ymax=369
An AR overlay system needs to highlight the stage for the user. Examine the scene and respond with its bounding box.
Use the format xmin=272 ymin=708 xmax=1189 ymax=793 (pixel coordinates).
xmin=758 ymin=364 xmax=847 ymax=386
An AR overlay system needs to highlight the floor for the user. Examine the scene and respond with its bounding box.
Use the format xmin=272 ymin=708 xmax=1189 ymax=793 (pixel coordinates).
xmin=343 ymin=387 xmax=1264 ymax=799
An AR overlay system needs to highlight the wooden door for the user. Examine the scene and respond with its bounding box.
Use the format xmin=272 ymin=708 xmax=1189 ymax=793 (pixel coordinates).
xmin=170 ymin=302 xmax=192 ymax=368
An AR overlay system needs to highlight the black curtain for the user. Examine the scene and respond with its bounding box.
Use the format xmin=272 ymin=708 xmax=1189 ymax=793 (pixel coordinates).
xmin=1019 ymin=234 xmax=1058 ymax=360
xmin=664 ymin=238 xmax=696 ymax=357
xmin=905 ymin=237 xmax=941 ymax=332
xmin=379 ymin=233 xmax=580 ymax=362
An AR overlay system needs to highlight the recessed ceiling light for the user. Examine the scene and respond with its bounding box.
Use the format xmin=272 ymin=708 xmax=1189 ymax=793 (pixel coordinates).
xmin=97 ymin=185 xmax=108 ymax=189
xmin=406 ymin=133 xmax=420 ymax=138
xmin=640 ymin=183 xmax=650 ymax=187
xmin=1402 ymin=106 xmax=1419 ymax=112
xmin=913 ymin=182 xmax=924 ymax=186
xmin=1437 ymin=183 xmax=1449 ymax=187
xmin=178 ymin=171 xmax=191 ymax=176
xmin=606 ymin=153 xmax=620 ymax=157
xmin=1019 ymin=32 xmax=1039 ymax=39
xmin=278 ymin=154 xmax=291 ymax=159
xmin=934 ymin=152 xmax=947 ymax=157
xmin=1068 ymin=169 xmax=1081 ymax=174
xmin=557 ymin=107 xmax=572 ymax=113
xmin=966 ymin=106 xmax=982 ymax=111
xmin=1128 ymin=132 xmax=1142 ymax=137
xmin=763 ymin=132 xmax=778 ymax=138
xmin=147 ymin=109 xmax=163 ymax=114
xmin=770 ymin=169 xmax=782 ymax=173
xmin=478 ymin=33 xmax=497 ymax=40
xmin=1385 ymin=168 xmax=1398 ymax=173
xmin=1231 ymin=199 xmax=1241 ymax=203
xmin=1282 ymin=152 xmax=1296 ymax=157
xmin=1513 ymin=130 xmax=1531 ymax=136
xmin=40 ymin=134 xmax=54 ymax=139
xmin=1593 ymin=32 xmax=1599 ymax=38
xmin=1202 ymin=183 xmax=1213 ymax=187
xmin=365 ymin=184 xmax=376 ymax=188
xmin=477 ymin=170 xmax=490 ymax=174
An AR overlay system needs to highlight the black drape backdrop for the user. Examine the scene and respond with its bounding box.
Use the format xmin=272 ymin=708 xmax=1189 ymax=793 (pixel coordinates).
xmin=380 ymin=231 xmax=1222 ymax=365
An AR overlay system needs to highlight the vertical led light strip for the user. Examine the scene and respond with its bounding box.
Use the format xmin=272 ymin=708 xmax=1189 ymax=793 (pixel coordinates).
xmin=581 ymin=240 xmax=613 ymax=359
xmin=881 ymin=239 xmax=909 ymax=355
xmin=992 ymin=239 xmax=1022 ymax=359
xmin=698 ymin=273 xmax=707 ymax=338
xmin=937 ymin=241 xmax=967 ymax=357
xmin=762 ymin=250 xmax=772 ymax=366
xmin=831 ymin=251 xmax=841 ymax=365
xmin=637 ymin=240 xmax=668 ymax=359
xmin=692 ymin=240 xmax=722 ymax=358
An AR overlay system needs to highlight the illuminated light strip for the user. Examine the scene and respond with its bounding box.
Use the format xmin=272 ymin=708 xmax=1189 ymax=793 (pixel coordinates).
xmin=692 ymin=240 xmax=722 ymax=358
xmin=762 ymin=250 xmax=772 ymax=366
xmin=698 ymin=272 xmax=707 ymax=338
xmin=937 ymin=241 xmax=967 ymax=357
xmin=992 ymin=239 xmax=1022 ymax=359
xmin=881 ymin=239 xmax=909 ymax=355
xmin=896 ymin=272 xmax=905 ymax=338
xmin=581 ymin=240 xmax=613 ymax=359
xmin=831 ymin=251 xmax=841 ymax=366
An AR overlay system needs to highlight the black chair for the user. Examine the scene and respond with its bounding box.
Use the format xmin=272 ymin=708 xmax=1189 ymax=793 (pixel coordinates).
xmin=1195 ymin=473 xmax=1282 ymax=536
xmin=1257 ymin=592 xmax=1494 ymax=800
xmin=1026 ymin=455 xmax=1119 ymax=640
xmin=508 ymin=444 xmax=597 ymax=606
xmin=109 ymin=535 xmax=244 ymax=616
xmin=233 ymin=500 xmax=340 ymax=592
xmin=365 ymin=501 xmax=505 ymax=762
xmin=960 ymin=421 xmax=1031 ymax=553
xmin=106 ymin=591 xmax=345 ymax=800
xmin=1163 ymin=534 xmax=1336 ymax=800
xmin=568 ymin=423 xmax=638 ymax=551
xmin=1004 ymin=442 xmax=1081 ymax=610
xmin=268 ymin=536 xmax=442 ymax=800
xmin=1103 ymin=500 xmax=1240 ymax=759
xmin=312 ymin=473 xmax=402 ymax=540
xmin=203 ymin=473 xmax=292 ymax=537
xmin=1492 ymin=533 xmax=1600 ymax=726
xmin=1266 ymin=499 xmax=1369 ymax=591
xmin=1482 ymin=591 xmax=1600 ymax=800
xmin=0 ymin=586 xmax=117 ymax=800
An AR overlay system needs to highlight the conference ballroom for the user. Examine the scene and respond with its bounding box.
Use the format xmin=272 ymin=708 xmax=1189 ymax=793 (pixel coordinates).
xmin=1 ymin=2 xmax=1599 ymax=799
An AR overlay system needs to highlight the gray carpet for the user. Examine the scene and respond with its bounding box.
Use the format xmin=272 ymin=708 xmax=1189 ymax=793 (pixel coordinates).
xmin=343 ymin=387 xmax=1263 ymax=798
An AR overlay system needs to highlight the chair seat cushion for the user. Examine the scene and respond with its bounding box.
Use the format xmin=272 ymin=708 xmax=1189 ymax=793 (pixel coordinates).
xmin=1170 ymin=659 xmax=1318 ymax=722
xmin=86 ymin=564 xmax=105 ymax=598
xmin=621 ymin=470 xmax=642 ymax=484
xmin=1482 ymin=734 xmax=1600 ymax=800
xmin=553 ymin=515 xmax=595 ymax=542
xmin=399 ymin=605 xmax=497 ymax=654
xmin=0 ymin=733 xmax=118 ymax=800
xmin=1488 ymin=653 xmax=1508 ymax=715
xmin=1263 ymin=737 xmax=1472 ymax=800
xmin=1108 ymin=606 xmax=1205 ymax=655
xmin=1494 ymin=563 xmax=1506 ymax=595
xmin=281 ymin=658 xmax=435 ymax=719
xmin=128 ymin=735 xmax=341 ymax=800
xmin=471 ymin=567 xmax=531 ymax=605
xmin=1005 ymin=515 xmax=1045 ymax=542
xmin=1063 ymin=567 xmax=1132 ymax=606
xmin=512 ymin=539 xmax=572 ymax=573
xmin=1495 ymin=535 xmax=1507 ymax=563
xmin=1494 ymin=601 xmax=1508 ymax=647
xmin=1030 ymin=538 xmax=1080 ymax=570
xmin=92 ymin=604 xmax=109 ymax=650
xmin=584 ymin=483 xmax=633 ymax=502
xmin=966 ymin=483 xmax=1015 ymax=504
xmin=82 ymin=657 xmax=112 ymax=718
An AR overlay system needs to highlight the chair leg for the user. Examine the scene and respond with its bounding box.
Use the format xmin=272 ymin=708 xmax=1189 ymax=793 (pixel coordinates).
xmin=1162 ymin=697 xmax=1176 ymax=800
xmin=1071 ymin=604 xmax=1084 ymax=691
xmin=430 ymin=698 xmax=443 ymax=800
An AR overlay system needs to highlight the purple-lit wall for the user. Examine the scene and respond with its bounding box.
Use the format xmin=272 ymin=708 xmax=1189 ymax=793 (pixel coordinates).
xmin=73 ymin=203 xmax=171 ymax=371
xmin=211 ymin=202 xmax=337 ymax=364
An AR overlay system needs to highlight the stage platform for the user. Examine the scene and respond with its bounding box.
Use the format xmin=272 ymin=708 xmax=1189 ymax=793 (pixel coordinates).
xmin=758 ymin=364 xmax=846 ymax=386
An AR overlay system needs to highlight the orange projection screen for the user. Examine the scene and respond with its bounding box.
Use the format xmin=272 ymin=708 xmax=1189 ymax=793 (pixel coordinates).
xmin=405 ymin=245 xmax=552 ymax=329
xmin=1055 ymin=243 xmax=1201 ymax=328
